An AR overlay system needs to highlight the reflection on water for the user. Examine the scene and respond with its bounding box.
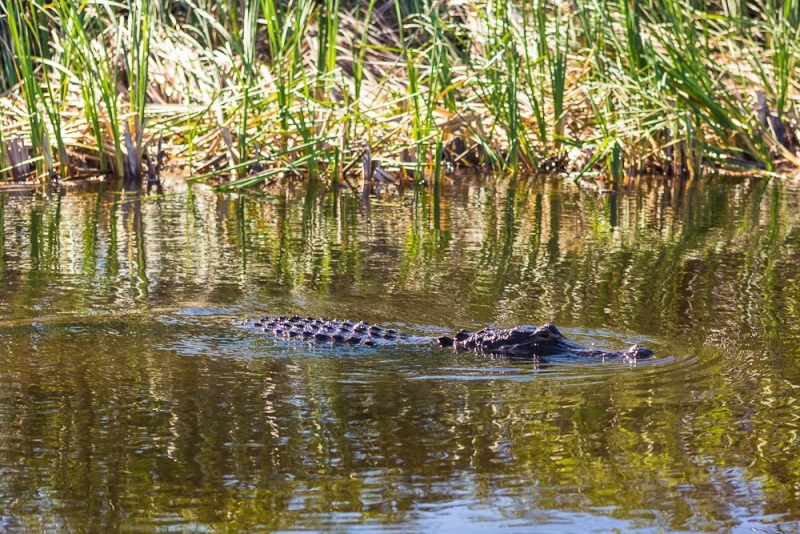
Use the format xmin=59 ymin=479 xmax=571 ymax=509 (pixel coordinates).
xmin=0 ymin=176 xmax=799 ymax=531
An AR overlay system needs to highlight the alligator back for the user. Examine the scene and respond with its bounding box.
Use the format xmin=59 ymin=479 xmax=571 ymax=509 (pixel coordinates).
xmin=243 ymin=316 xmax=399 ymax=347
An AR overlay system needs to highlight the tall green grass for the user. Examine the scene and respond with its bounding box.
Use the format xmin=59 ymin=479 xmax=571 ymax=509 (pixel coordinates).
xmin=1 ymin=0 xmax=799 ymax=184
xmin=5 ymin=0 xmax=55 ymax=179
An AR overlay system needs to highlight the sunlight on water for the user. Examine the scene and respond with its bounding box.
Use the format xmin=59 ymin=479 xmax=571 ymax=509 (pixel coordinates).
xmin=0 ymin=175 xmax=799 ymax=531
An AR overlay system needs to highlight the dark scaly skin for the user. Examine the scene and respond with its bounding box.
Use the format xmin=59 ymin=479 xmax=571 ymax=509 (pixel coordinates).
xmin=435 ymin=323 xmax=654 ymax=360
xmin=243 ymin=316 xmax=399 ymax=347
xmin=243 ymin=317 xmax=654 ymax=360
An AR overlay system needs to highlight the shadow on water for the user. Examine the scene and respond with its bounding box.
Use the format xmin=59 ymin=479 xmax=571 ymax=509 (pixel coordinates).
xmin=1 ymin=175 xmax=800 ymax=531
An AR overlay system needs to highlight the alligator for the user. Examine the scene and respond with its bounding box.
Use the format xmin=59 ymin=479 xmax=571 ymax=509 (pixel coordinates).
xmin=243 ymin=316 xmax=654 ymax=360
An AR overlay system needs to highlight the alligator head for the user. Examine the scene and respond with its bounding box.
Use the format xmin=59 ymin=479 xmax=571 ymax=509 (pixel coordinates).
xmin=437 ymin=323 xmax=653 ymax=360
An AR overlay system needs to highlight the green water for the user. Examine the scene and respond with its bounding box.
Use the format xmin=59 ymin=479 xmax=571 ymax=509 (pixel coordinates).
xmin=0 ymin=176 xmax=799 ymax=532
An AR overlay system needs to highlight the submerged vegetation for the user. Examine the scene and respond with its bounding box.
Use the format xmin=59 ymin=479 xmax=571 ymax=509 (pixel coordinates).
xmin=1 ymin=0 xmax=800 ymax=186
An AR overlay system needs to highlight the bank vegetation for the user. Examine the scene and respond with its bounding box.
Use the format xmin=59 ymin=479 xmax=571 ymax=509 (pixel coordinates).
xmin=1 ymin=0 xmax=800 ymax=188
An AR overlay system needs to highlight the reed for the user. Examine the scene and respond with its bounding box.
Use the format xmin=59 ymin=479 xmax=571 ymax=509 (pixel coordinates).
xmin=4 ymin=0 xmax=51 ymax=179
xmin=1 ymin=0 xmax=799 ymax=185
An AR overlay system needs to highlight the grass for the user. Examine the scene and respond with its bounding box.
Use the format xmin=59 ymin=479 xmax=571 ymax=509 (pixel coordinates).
xmin=1 ymin=0 xmax=800 ymax=185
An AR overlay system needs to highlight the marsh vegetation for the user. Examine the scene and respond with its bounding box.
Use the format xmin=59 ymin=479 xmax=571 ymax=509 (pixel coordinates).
xmin=2 ymin=0 xmax=800 ymax=186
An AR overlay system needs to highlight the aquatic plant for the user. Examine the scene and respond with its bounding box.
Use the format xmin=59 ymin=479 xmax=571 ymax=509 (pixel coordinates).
xmin=0 ymin=0 xmax=799 ymax=184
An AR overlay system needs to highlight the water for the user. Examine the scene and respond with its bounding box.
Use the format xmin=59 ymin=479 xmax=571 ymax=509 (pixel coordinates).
xmin=0 ymin=175 xmax=799 ymax=532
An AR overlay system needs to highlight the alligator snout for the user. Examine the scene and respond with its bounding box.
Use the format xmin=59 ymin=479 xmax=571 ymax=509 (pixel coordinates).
xmin=624 ymin=344 xmax=654 ymax=360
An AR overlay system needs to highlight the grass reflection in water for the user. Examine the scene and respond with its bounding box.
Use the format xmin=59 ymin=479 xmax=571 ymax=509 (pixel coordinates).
xmin=0 ymin=175 xmax=798 ymax=531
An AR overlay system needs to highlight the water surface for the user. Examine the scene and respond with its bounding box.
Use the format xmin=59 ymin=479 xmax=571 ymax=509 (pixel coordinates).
xmin=1 ymin=175 xmax=799 ymax=532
